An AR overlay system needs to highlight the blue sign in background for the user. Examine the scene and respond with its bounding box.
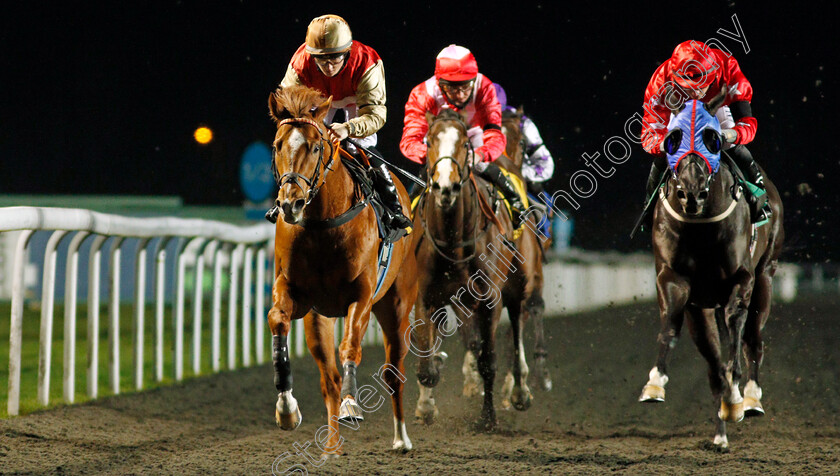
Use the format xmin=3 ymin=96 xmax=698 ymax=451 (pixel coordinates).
xmin=239 ymin=141 xmax=273 ymax=203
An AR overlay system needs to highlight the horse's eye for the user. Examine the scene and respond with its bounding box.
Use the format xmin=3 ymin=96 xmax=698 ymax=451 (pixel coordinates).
xmin=664 ymin=129 xmax=682 ymax=155
xmin=312 ymin=144 xmax=321 ymax=153
xmin=702 ymin=128 xmax=722 ymax=154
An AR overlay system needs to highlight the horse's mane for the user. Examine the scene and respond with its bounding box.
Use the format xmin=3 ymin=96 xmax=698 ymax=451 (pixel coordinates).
xmin=502 ymin=109 xmax=521 ymax=121
xmin=270 ymin=85 xmax=327 ymax=120
xmin=435 ymin=108 xmax=464 ymax=123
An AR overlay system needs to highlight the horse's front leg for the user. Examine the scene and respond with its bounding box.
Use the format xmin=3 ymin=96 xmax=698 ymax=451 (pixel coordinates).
xmin=501 ymin=297 xmax=532 ymax=412
xmin=458 ymin=310 xmax=484 ymax=398
xmin=337 ymin=284 xmax=375 ymax=423
xmin=719 ymin=268 xmax=754 ymax=423
xmin=742 ymin=264 xmax=774 ymax=417
xmin=684 ymin=306 xmax=729 ymax=449
xmin=476 ymin=308 xmax=500 ymax=431
xmin=412 ymin=293 xmax=447 ymax=425
xmin=268 ymin=272 xmax=303 ymax=430
xmin=639 ymin=266 xmax=689 ymax=403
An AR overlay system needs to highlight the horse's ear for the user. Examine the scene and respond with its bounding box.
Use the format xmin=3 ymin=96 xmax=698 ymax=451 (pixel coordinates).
xmin=425 ymin=111 xmax=436 ymax=126
xmin=705 ymin=84 xmax=728 ymax=116
xmin=459 ymin=111 xmax=469 ymax=124
xmin=516 ymin=105 xmax=524 ymax=116
xmin=268 ymin=89 xmax=285 ymax=123
xmin=313 ymin=95 xmax=332 ymax=123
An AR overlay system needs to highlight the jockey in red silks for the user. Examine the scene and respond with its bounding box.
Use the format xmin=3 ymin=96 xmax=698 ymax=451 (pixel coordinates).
xmin=267 ymin=14 xmax=412 ymax=230
xmin=641 ymin=40 xmax=770 ymax=224
xmin=400 ymin=44 xmax=526 ymax=229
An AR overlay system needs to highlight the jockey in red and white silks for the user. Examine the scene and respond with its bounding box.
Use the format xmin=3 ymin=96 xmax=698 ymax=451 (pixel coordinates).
xmin=400 ymin=44 xmax=526 ymax=228
xmin=640 ymin=40 xmax=769 ymax=225
xmin=400 ymin=50 xmax=505 ymax=165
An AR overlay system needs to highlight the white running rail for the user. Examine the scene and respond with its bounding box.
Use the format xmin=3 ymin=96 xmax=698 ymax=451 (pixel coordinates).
xmin=1 ymin=206 xmax=277 ymax=416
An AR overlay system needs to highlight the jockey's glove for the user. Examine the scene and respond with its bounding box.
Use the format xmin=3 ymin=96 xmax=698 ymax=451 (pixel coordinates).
xmin=722 ymin=129 xmax=738 ymax=144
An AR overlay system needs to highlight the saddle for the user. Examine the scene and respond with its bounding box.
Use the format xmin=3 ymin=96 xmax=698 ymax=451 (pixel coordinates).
xmin=339 ymin=152 xmax=409 ymax=245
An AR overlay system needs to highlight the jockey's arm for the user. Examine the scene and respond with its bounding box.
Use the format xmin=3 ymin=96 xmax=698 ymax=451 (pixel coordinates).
xmin=399 ymin=84 xmax=431 ymax=164
xmin=723 ymin=56 xmax=757 ymax=145
xmin=347 ymin=61 xmax=387 ymax=138
xmin=522 ymin=116 xmax=555 ymax=182
xmin=279 ymin=63 xmax=301 ymax=89
xmin=472 ymin=81 xmax=506 ymax=162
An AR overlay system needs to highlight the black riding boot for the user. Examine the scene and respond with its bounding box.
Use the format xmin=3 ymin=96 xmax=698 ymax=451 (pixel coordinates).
xmin=729 ymin=145 xmax=771 ymax=223
xmin=641 ymin=161 xmax=666 ymax=231
xmin=372 ymin=163 xmax=413 ymax=230
xmin=476 ymin=162 xmax=525 ymax=229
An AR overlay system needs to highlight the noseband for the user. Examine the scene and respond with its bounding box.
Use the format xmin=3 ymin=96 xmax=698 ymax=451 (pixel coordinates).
xmin=273 ymin=117 xmax=336 ymax=205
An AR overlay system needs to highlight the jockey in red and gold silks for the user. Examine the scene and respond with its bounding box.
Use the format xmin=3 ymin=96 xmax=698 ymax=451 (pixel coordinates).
xmin=280 ymin=16 xmax=386 ymax=148
xmin=640 ymin=40 xmax=769 ymax=225
xmin=400 ymin=44 xmax=525 ymax=229
xmin=269 ymin=14 xmax=412 ymax=231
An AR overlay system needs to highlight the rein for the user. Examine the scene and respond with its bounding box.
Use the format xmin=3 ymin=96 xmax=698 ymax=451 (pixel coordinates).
xmin=275 ymin=117 xmax=336 ymax=206
xmin=273 ymin=117 xmax=369 ymax=230
xmin=418 ymin=117 xmax=510 ymax=263
xmin=660 ymin=163 xmax=743 ymax=224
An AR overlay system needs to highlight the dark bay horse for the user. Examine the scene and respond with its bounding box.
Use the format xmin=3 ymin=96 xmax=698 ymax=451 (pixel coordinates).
xmin=638 ymin=88 xmax=784 ymax=449
xmin=267 ymin=85 xmax=418 ymax=453
xmin=500 ymin=107 xmax=552 ymax=394
xmin=411 ymin=108 xmax=542 ymax=430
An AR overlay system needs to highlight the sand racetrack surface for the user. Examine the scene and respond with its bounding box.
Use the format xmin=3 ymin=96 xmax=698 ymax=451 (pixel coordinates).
xmin=2 ymin=294 xmax=839 ymax=475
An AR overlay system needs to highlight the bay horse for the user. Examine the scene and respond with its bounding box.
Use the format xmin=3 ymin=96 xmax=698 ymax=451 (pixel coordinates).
xmin=267 ymin=85 xmax=418 ymax=454
xmin=500 ymin=107 xmax=552 ymax=393
xmin=411 ymin=108 xmax=542 ymax=430
xmin=638 ymin=87 xmax=784 ymax=449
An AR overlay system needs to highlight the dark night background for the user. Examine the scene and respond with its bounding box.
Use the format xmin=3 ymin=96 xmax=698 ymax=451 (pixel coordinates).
xmin=1 ymin=1 xmax=836 ymax=262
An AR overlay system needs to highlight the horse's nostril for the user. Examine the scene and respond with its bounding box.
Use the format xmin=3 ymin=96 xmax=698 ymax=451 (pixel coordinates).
xmin=431 ymin=182 xmax=441 ymax=191
xmin=452 ymin=183 xmax=462 ymax=193
xmin=698 ymin=191 xmax=708 ymax=200
xmin=677 ymin=190 xmax=686 ymax=200
xmin=292 ymin=199 xmax=305 ymax=214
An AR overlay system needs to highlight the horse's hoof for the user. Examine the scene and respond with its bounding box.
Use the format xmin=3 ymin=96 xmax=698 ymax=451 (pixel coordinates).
xmin=743 ymin=396 xmax=765 ymax=418
xmin=414 ymin=405 xmax=438 ymax=425
xmin=639 ymin=384 xmax=665 ymax=403
xmin=391 ymin=439 xmax=413 ymax=452
xmin=511 ymin=387 xmax=533 ymax=412
xmin=539 ymin=376 xmax=553 ymax=392
xmin=713 ymin=434 xmax=730 ymax=450
xmin=462 ymin=382 xmax=484 ymax=398
xmin=339 ymin=396 xmax=365 ymax=423
xmin=718 ymin=400 xmax=745 ymax=422
xmin=743 ymin=381 xmax=764 ymax=417
xmin=275 ymin=405 xmax=302 ymax=431
xmin=478 ymin=417 xmax=498 ymax=432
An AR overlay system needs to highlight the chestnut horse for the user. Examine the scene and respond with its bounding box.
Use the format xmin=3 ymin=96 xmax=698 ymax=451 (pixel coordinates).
xmin=411 ymin=108 xmax=542 ymax=430
xmin=638 ymin=88 xmax=784 ymax=449
xmin=500 ymin=107 xmax=552 ymax=393
xmin=267 ymin=85 xmax=418 ymax=454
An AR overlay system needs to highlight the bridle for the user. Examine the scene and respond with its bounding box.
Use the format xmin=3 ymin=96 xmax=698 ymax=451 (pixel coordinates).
xmin=419 ymin=116 xmax=489 ymax=263
xmin=664 ymin=155 xmax=742 ymax=224
xmin=272 ymin=117 xmax=337 ymax=206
